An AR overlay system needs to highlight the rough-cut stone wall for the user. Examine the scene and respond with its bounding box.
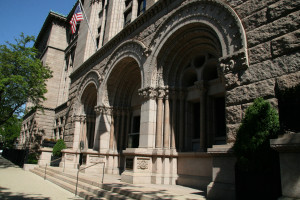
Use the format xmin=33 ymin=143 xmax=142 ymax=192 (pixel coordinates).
xmin=224 ymin=0 xmax=300 ymax=142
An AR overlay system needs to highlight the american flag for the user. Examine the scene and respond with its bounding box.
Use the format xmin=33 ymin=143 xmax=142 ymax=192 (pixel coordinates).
xmin=70 ymin=4 xmax=84 ymax=34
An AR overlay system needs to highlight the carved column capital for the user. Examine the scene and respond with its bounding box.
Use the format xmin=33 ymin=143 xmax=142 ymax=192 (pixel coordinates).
xmin=195 ymin=81 xmax=207 ymax=94
xmin=138 ymin=87 xmax=158 ymax=100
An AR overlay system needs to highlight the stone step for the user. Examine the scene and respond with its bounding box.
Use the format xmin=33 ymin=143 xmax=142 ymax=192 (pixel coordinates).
xmin=30 ymin=168 xmax=97 ymax=199
xmin=31 ymin=167 xmax=135 ymax=200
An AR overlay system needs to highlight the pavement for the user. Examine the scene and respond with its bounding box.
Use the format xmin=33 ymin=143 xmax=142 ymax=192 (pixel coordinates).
xmin=0 ymin=156 xmax=82 ymax=200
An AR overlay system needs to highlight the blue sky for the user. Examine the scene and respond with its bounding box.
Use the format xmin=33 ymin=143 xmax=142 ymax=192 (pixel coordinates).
xmin=0 ymin=0 xmax=77 ymax=45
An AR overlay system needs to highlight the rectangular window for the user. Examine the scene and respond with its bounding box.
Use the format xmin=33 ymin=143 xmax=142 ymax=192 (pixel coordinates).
xmin=138 ymin=0 xmax=146 ymax=16
xmin=128 ymin=116 xmax=140 ymax=148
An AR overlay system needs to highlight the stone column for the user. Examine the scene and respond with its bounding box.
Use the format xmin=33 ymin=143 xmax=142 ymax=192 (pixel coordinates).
xmin=137 ymin=87 xmax=157 ymax=148
xmin=119 ymin=110 xmax=126 ymax=150
xmin=56 ymin=128 xmax=60 ymax=140
xmin=179 ymin=90 xmax=186 ymax=151
xmin=156 ymin=89 xmax=164 ymax=148
xmin=131 ymin=0 xmax=138 ymax=21
xmin=163 ymin=92 xmax=170 ymax=149
xmin=196 ymin=81 xmax=207 ymax=151
xmin=109 ymin=111 xmax=115 ymax=150
xmin=72 ymin=115 xmax=81 ymax=150
xmin=170 ymin=90 xmax=177 ymax=149
xmin=114 ymin=109 xmax=121 ymax=151
xmin=125 ymin=109 xmax=131 ymax=149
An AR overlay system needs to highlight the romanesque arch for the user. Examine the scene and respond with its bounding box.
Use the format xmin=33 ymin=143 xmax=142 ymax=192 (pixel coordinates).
xmin=146 ymin=0 xmax=248 ymax=87
xmin=72 ymin=70 xmax=102 ymax=150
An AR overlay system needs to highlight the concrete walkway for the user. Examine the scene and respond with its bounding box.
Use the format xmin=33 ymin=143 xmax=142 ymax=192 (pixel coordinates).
xmin=0 ymin=156 xmax=82 ymax=200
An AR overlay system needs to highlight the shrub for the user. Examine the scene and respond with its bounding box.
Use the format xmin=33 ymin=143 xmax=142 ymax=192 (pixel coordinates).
xmin=52 ymin=139 xmax=66 ymax=157
xmin=233 ymin=98 xmax=280 ymax=172
xmin=26 ymin=152 xmax=39 ymax=164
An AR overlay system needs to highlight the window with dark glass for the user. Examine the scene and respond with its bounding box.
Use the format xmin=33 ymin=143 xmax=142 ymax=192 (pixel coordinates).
xmin=138 ymin=0 xmax=146 ymax=16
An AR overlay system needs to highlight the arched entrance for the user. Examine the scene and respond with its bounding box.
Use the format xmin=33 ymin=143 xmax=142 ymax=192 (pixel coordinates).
xmin=101 ymin=56 xmax=142 ymax=173
xmin=156 ymin=22 xmax=226 ymax=152
xmin=81 ymin=83 xmax=97 ymax=150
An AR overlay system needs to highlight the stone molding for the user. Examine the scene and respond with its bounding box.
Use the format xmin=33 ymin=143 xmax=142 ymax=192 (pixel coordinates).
xmin=94 ymin=105 xmax=131 ymax=116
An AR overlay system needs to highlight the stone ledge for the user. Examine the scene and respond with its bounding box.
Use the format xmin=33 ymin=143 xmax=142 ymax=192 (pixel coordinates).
xmin=271 ymin=133 xmax=300 ymax=152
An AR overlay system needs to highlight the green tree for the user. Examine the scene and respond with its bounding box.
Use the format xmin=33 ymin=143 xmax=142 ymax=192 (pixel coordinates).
xmin=0 ymin=33 xmax=52 ymax=126
xmin=233 ymin=97 xmax=280 ymax=171
xmin=0 ymin=115 xmax=21 ymax=148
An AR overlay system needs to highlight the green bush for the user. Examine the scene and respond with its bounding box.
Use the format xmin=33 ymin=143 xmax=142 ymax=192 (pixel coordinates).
xmin=233 ymin=98 xmax=280 ymax=172
xmin=27 ymin=152 xmax=39 ymax=164
xmin=52 ymin=139 xmax=66 ymax=157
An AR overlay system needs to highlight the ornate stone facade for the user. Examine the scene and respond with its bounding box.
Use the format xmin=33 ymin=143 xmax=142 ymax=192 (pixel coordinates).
xmin=19 ymin=0 xmax=300 ymax=199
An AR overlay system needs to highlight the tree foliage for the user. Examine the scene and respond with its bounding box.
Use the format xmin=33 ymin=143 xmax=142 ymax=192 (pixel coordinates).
xmin=52 ymin=139 xmax=66 ymax=157
xmin=0 ymin=33 xmax=52 ymax=126
xmin=0 ymin=115 xmax=21 ymax=148
xmin=233 ymin=98 xmax=280 ymax=172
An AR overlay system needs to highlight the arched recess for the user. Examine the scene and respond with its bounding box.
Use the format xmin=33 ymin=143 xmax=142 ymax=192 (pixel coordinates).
xmin=73 ymin=70 xmax=101 ymax=150
xmin=154 ymin=22 xmax=227 ymax=152
xmin=146 ymin=0 xmax=248 ymax=87
xmin=100 ymin=55 xmax=143 ymax=151
xmin=81 ymin=83 xmax=97 ymax=149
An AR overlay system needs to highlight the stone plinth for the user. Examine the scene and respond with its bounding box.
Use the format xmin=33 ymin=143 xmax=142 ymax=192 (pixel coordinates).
xmin=121 ymin=148 xmax=178 ymax=185
xmin=38 ymin=148 xmax=53 ymax=166
xmin=207 ymin=145 xmax=236 ymax=200
xmin=60 ymin=149 xmax=80 ymax=170
xmin=177 ymin=152 xmax=212 ymax=190
xmin=271 ymin=133 xmax=300 ymax=200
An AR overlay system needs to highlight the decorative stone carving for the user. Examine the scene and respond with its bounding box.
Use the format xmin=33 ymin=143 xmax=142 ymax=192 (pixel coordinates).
xmin=218 ymin=50 xmax=249 ymax=89
xmin=219 ymin=50 xmax=249 ymax=74
xmin=137 ymin=158 xmax=149 ymax=170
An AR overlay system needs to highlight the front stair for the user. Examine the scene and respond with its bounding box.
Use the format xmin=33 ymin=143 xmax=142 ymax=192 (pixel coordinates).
xmin=30 ymin=166 xmax=206 ymax=200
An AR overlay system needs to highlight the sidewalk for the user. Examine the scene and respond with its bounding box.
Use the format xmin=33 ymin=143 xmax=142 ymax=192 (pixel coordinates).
xmin=0 ymin=156 xmax=82 ymax=200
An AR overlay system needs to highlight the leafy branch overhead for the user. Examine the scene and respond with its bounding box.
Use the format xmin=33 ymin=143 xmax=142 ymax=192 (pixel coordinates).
xmin=0 ymin=33 xmax=52 ymax=126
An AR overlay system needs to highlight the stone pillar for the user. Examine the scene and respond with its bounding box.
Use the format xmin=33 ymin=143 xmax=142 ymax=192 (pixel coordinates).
xmin=271 ymin=133 xmax=300 ymax=199
xmin=125 ymin=109 xmax=131 ymax=149
xmin=96 ymin=106 xmax=111 ymax=151
xmin=114 ymin=109 xmax=121 ymax=151
xmin=171 ymin=90 xmax=177 ymax=149
xmin=179 ymin=90 xmax=186 ymax=151
xmin=138 ymin=87 xmax=157 ymax=148
xmin=56 ymin=128 xmax=60 ymax=140
xmin=156 ymin=89 xmax=164 ymax=148
xmin=119 ymin=110 xmax=126 ymax=150
xmin=109 ymin=112 xmax=115 ymax=150
xmin=207 ymin=145 xmax=236 ymax=200
xmin=163 ymin=92 xmax=170 ymax=149
xmin=131 ymin=0 xmax=138 ymax=21
xmin=72 ymin=115 xmax=81 ymax=150
xmin=196 ymin=81 xmax=207 ymax=151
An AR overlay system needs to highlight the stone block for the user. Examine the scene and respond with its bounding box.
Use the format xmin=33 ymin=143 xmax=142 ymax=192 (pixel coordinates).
xmin=267 ymin=0 xmax=300 ymax=21
xmin=235 ymin=0 xmax=277 ymax=19
xmin=271 ymin=30 xmax=300 ymax=57
xmin=271 ymin=133 xmax=300 ymax=199
xmin=248 ymin=42 xmax=271 ymax=65
xmin=247 ymin=11 xmax=300 ymax=47
xmin=226 ymin=105 xmax=242 ymax=124
xmin=226 ymin=79 xmax=275 ymax=105
xmin=243 ymin=8 xmax=268 ymax=31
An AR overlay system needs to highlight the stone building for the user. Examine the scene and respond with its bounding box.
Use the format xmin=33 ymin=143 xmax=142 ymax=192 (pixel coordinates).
xmin=18 ymin=0 xmax=300 ymax=199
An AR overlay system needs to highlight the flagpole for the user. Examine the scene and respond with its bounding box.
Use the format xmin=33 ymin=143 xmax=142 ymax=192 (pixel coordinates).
xmin=78 ymin=0 xmax=98 ymax=52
